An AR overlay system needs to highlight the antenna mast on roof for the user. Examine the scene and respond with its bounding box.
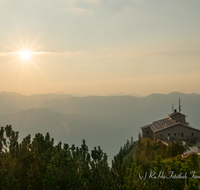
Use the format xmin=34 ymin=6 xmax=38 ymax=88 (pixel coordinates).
xmin=171 ymin=103 xmax=174 ymax=112
xmin=179 ymin=98 xmax=181 ymax=113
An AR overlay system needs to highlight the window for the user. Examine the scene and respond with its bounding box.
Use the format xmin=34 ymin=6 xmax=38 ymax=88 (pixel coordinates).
xmin=191 ymin=133 xmax=194 ymax=136
xmin=168 ymin=133 xmax=170 ymax=136
xmin=181 ymin=132 xmax=184 ymax=137
xmin=174 ymin=133 xmax=176 ymax=136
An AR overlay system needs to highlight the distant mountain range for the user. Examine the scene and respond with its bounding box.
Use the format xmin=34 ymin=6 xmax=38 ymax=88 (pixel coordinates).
xmin=107 ymin=93 xmax=142 ymax=98
xmin=0 ymin=91 xmax=199 ymax=159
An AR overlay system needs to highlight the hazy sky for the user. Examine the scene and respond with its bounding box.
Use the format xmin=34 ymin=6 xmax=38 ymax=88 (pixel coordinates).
xmin=0 ymin=0 xmax=200 ymax=96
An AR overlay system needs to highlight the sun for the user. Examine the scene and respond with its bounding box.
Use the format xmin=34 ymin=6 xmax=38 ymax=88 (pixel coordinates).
xmin=20 ymin=51 xmax=31 ymax=60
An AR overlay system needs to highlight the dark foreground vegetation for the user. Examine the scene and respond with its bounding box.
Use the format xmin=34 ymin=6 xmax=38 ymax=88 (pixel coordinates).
xmin=0 ymin=126 xmax=200 ymax=190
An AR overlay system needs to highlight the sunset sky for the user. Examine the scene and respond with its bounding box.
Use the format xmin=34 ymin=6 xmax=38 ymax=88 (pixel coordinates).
xmin=0 ymin=0 xmax=200 ymax=96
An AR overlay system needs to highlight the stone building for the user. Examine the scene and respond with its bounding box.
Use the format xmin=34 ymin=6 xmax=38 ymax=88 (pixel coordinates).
xmin=141 ymin=109 xmax=200 ymax=142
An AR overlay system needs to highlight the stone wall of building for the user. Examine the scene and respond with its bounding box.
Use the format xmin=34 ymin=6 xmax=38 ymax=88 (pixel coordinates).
xmin=155 ymin=124 xmax=200 ymax=141
xmin=142 ymin=127 xmax=153 ymax=139
xmin=170 ymin=114 xmax=186 ymax=123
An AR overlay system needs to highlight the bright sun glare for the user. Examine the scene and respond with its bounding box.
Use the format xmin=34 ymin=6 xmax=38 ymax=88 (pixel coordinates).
xmin=20 ymin=51 xmax=31 ymax=60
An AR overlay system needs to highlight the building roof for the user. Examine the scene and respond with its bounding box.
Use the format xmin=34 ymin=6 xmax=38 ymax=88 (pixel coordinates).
xmin=168 ymin=111 xmax=187 ymax=117
xmin=150 ymin=117 xmax=176 ymax=132
xmin=141 ymin=113 xmax=200 ymax=133
xmin=141 ymin=124 xmax=152 ymax=130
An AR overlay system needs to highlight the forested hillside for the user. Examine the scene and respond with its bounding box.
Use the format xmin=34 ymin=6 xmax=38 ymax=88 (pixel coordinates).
xmin=1 ymin=126 xmax=200 ymax=190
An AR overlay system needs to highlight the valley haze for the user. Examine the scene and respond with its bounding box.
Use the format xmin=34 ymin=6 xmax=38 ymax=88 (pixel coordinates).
xmin=0 ymin=91 xmax=200 ymax=159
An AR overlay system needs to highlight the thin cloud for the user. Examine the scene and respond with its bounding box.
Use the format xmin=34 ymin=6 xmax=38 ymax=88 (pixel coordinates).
xmin=71 ymin=7 xmax=86 ymax=12
xmin=106 ymin=51 xmax=152 ymax=58
xmin=62 ymin=0 xmax=100 ymax=4
xmin=0 ymin=51 xmax=84 ymax=57
xmin=69 ymin=6 xmax=94 ymax=14
xmin=83 ymin=0 xmax=100 ymax=4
